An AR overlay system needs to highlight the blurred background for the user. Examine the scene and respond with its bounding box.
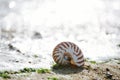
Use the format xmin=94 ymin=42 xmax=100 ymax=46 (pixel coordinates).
xmin=0 ymin=0 xmax=120 ymax=70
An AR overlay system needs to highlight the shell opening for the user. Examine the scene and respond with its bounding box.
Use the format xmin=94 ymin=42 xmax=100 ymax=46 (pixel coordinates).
xmin=64 ymin=52 xmax=76 ymax=65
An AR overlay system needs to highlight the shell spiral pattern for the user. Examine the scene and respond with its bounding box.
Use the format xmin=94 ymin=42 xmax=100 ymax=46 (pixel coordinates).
xmin=52 ymin=42 xmax=84 ymax=67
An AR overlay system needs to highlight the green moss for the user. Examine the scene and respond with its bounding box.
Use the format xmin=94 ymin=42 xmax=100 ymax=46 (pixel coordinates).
xmin=48 ymin=76 xmax=59 ymax=80
xmin=37 ymin=68 xmax=50 ymax=74
xmin=52 ymin=64 xmax=59 ymax=68
xmin=0 ymin=72 xmax=11 ymax=79
xmin=89 ymin=61 xmax=96 ymax=64
xmin=0 ymin=68 xmax=51 ymax=78
xmin=19 ymin=68 xmax=36 ymax=73
xmin=52 ymin=63 xmax=65 ymax=69
xmin=33 ymin=55 xmax=39 ymax=58
xmin=24 ymin=68 xmax=36 ymax=72
xmin=117 ymin=62 xmax=120 ymax=64
xmin=85 ymin=58 xmax=97 ymax=64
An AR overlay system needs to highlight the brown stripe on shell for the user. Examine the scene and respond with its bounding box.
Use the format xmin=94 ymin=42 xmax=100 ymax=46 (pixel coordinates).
xmin=58 ymin=46 xmax=64 ymax=51
xmin=53 ymin=48 xmax=59 ymax=54
xmin=56 ymin=57 xmax=61 ymax=63
xmin=53 ymin=50 xmax=59 ymax=55
xmin=73 ymin=44 xmax=76 ymax=51
xmin=53 ymin=52 xmax=57 ymax=56
xmin=80 ymin=49 xmax=82 ymax=52
xmin=53 ymin=51 xmax=57 ymax=55
xmin=76 ymin=59 xmax=84 ymax=64
xmin=78 ymin=62 xmax=84 ymax=66
xmin=53 ymin=53 xmax=59 ymax=57
xmin=61 ymin=42 xmax=68 ymax=48
xmin=77 ymin=55 xmax=83 ymax=60
xmin=71 ymin=42 xmax=78 ymax=53
xmin=78 ymin=49 xmax=82 ymax=55
xmin=68 ymin=42 xmax=74 ymax=48
xmin=64 ymin=42 xmax=70 ymax=48
xmin=71 ymin=43 xmax=74 ymax=48
xmin=73 ymin=52 xmax=81 ymax=56
xmin=54 ymin=56 xmax=58 ymax=62
xmin=76 ymin=46 xmax=79 ymax=53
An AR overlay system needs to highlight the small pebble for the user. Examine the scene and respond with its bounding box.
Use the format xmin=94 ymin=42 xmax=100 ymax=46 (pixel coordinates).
xmin=8 ymin=44 xmax=15 ymax=50
xmin=93 ymin=68 xmax=97 ymax=71
xmin=118 ymin=44 xmax=120 ymax=47
xmin=105 ymin=72 xmax=113 ymax=79
xmin=32 ymin=32 xmax=42 ymax=39
xmin=8 ymin=43 xmax=21 ymax=52
xmin=28 ymin=61 xmax=31 ymax=63
xmin=16 ymin=49 xmax=21 ymax=53
xmin=15 ymin=61 xmax=19 ymax=63
xmin=106 ymin=68 xmax=110 ymax=71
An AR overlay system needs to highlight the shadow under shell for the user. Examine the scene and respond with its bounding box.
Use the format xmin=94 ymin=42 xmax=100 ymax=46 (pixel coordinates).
xmin=51 ymin=64 xmax=84 ymax=74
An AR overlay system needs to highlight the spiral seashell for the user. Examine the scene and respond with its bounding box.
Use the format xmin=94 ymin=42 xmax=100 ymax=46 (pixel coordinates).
xmin=52 ymin=42 xmax=84 ymax=67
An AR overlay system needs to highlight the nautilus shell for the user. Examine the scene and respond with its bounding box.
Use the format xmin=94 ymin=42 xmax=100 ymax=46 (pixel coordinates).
xmin=52 ymin=42 xmax=84 ymax=67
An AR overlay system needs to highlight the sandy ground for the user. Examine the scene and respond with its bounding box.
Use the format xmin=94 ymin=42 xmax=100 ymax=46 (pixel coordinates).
xmin=0 ymin=60 xmax=120 ymax=80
